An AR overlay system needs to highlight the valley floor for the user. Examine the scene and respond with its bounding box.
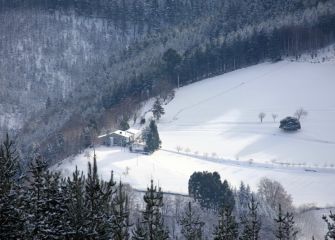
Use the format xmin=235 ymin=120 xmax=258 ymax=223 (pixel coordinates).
xmin=55 ymin=58 xmax=335 ymax=207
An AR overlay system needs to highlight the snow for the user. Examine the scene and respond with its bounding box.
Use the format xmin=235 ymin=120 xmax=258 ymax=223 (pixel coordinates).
xmin=54 ymin=58 xmax=335 ymax=207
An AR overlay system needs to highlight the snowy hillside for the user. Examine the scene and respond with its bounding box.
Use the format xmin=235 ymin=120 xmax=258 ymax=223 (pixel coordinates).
xmin=157 ymin=60 xmax=335 ymax=166
xmin=54 ymin=59 xmax=335 ymax=207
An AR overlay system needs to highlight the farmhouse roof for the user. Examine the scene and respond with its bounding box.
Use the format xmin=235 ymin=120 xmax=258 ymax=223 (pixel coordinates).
xmin=98 ymin=128 xmax=141 ymax=139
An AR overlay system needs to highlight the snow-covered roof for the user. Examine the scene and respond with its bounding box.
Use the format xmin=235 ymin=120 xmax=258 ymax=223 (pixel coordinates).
xmin=98 ymin=128 xmax=141 ymax=139
xmin=111 ymin=130 xmax=133 ymax=138
xmin=98 ymin=133 xmax=108 ymax=139
xmin=126 ymin=128 xmax=141 ymax=136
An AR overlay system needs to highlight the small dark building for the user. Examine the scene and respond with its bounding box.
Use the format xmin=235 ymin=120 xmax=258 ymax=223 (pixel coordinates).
xmin=279 ymin=117 xmax=301 ymax=131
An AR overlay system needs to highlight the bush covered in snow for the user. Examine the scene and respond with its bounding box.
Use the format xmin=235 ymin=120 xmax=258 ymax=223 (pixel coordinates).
xmin=279 ymin=117 xmax=301 ymax=131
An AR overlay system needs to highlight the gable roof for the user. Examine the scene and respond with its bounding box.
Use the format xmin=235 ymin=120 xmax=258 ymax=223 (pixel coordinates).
xmin=98 ymin=128 xmax=141 ymax=139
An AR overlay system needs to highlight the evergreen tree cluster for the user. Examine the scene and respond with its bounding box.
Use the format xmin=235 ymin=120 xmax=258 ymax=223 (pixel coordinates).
xmin=0 ymin=134 xmax=169 ymax=240
xmin=0 ymin=137 xmax=132 ymax=239
xmin=1 ymin=134 xmax=335 ymax=239
xmin=188 ymin=171 xmax=235 ymax=210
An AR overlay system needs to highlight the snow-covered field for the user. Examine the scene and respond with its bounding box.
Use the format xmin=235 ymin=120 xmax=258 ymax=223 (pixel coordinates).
xmin=54 ymin=58 xmax=335 ymax=207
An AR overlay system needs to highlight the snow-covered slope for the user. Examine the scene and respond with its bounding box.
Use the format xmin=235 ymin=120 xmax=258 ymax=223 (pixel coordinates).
xmin=54 ymin=59 xmax=335 ymax=207
xmin=158 ymin=61 xmax=335 ymax=166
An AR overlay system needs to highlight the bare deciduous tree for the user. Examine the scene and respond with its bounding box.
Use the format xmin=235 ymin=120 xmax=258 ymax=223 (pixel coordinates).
xmin=258 ymin=112 xmax=266 ymax=123
xmin=294 ymin=108 xmax=308 ymax=120
xmin=257 ymin=177 xmax=293 ymax=212
xmin=176 ymin=145 xmax=183 ymax=152
xmin=272 ymin=113 xmax=278 ymax=122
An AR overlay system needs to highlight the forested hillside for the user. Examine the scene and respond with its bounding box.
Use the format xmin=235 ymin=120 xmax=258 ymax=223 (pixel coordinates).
xmin=1 ymin=0 xmax=334 ymax=164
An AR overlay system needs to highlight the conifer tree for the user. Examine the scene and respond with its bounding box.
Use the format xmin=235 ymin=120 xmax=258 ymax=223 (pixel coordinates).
xmin=64 ymin=166 xmax=90 ymax=239
xmin=85 ymin=153 xmax=116 ymax=239
xmin=23 ymin=156 xmax=50 ymax=239
xmin=111 ymin=182 xmax=131 ymax=240
xmin=240 ymin=196 xmax=261 ymax=240
xmin=0 ymin=134 xmax=20 ymax=194
xmin=274 ymin=204 xmax=298 ymax=240
xmin=120 ymin=119 xmax=130 ymax=131
xmin=132 ymin=219 xmax=147 ymax=240
xmin=179 ymin=202 xmax=204 ymax=240
xmin=162 ymin=48 xmax=182 ymax=83
xmin=42 ymin=171 xmax=67 ymax=239
xmin=143 ymin=120 xmax=161 ymax=153
xmin=238 ymin=182 xmax=251 ymax=209
xmin=142 ymin=180 xmax=169 ymax=240
xmin=282 ymin=212 xmax=298 ymax=240
xmin=0 ymin=134 xmax=25 ymax=239
xmin=213 ymin=207 xmax=238 ymax=240
xmin=323 ymin=211 xmax=335 ymax=239
xmin=274 ymin=205 xmax=285 ymax=240
xmin=152 ymin=98 xmax=165 ymax=120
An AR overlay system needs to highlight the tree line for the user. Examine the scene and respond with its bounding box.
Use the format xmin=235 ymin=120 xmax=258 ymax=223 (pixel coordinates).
xmin=1 ymin=134 xmax=335 ymax=239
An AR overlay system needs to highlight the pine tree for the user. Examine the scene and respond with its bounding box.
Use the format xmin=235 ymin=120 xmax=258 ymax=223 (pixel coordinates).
xmin=323 ymin=211 xmax=335 ymax=239
xmin=274 ymin=204 xmax=298 ymax=240
xmin=23 ymin=156 xmax=50 ymax=239
xmin=162 ymin=48 xmax=182 ymax=84
xmin=120 ymin=119 xmax=130 ymax=131
xmin=142 ymin=180 xmax=169 ymax=240
xmin=240 ymin=196 xmax=261 ymax=240
xmin=111 ymin=182 xmax=131 ymax=240
xmin=274 ymin=205 xmax=285 ymax=240
xmin=179 ymin=202 xmax=204 ymax=240
xmin=143 ymin=120 xmax=161 ymax=153
xmin=282 ymin=212 xmax=298 ymax=240
xmin=85 ymin=153 xmax=116 ymax=239
xmin=0 ymin=134 xmax=25 ymax=239
xmin=23 ymin=157 xmax=66 ymax=239
xmin=132 ymin=219 xmax=147 ymax=240
xmin=237 ymin=182 xmax=252 ymax=218
xmin=213 ymin=207 xmax=238 ymax=240
xmin=0 ymin=134 xmax=20 ymax=194
xmin=152 ymin=98 xmax=165 ymax=120
xmin=63 ymin=167 xmax=90 ymax=239
xmin=42 ymin=171 xmax=67 ymax=239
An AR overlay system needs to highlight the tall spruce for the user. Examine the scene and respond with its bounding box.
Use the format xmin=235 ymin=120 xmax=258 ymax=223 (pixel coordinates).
xmin=213 ymin=207 xmax=238 ymax=240
xmin=42 ymin=170 xmax=67 ymax=239
xmin=0 ymin=134 xmax=25 ymax=239
xmin=240 ymin=196 xmax=261 ymax=240
xmin=111 ymin=182 xmax=131 ymax=240
xmin=142 ymin=180 xmax=169 ymax=240
xmin=162 ymin=48 xmax=182 ymax=84
xmin=85 ymin=152 xmax=116 ymax=239
xmin=132 ymin=219 xmax=147 ymax=240
xmin=64 ymin=166 xmax=91 ymax=239
xmin=0 ymin=134 xmax=20 ymax=194
xmin=274 ymin=205 xmax=285 ymax=240
xmin=152 ymin=98 xmax=165 ymax=121
xmin=323 ymin=211 xmax=335 ymax=239
xmin=274 ymin=204 xmax=298 ymax=240
xmin=143 ymin=120 xmax=161 ymax=153
xmin=179 ymin=202 xmax=204 ymax=240
xmin=23 ymin=156 xmax=51 ymax=239
xmin=282 ymin=212 xmax=298 ymax=240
